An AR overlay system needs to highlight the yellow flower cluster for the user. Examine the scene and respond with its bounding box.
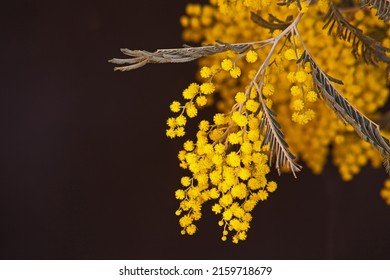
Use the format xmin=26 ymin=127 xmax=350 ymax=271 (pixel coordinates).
xmin=169 ymin=51 xmax=280 ymax=242
xmin=167 ymin=80 xmax=217 ymax=138
xmin=381 ymin=179 xmax=390 ymax=205
xmin=180 ymin=1 xmax=389 ymax=179
xmin=175 ymin=119 xmax=277 ymax=242
xmin=168 ymin=0 xmax=390 ymax=242
xmin=283 ymin=46 xmax=317 ymax=125
xmin=332 ymin=134 xmax=382 ymax=181
xmin=220 ymin=58 xmax=242 ymax=78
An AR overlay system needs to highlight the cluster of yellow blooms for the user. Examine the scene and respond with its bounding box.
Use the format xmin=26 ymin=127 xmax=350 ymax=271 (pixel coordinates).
xmin=382 ymin=179 xmax=390 ymax=205
xmin=332 ymin=134 xmax=383 ymax=181
xmin=167 ymin=0 xmax=390 ymax=242
xmin=169 ymin=52 xmax=280 ymax=242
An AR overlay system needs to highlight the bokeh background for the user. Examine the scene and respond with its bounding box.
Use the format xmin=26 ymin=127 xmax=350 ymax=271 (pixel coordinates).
xmin=1 ymin=0 xmax=390 ymax=259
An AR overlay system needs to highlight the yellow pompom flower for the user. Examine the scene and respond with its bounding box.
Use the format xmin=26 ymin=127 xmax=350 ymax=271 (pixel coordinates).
xmin=223 ymin=209 xmax=233 ymax=220
xmin=175 ymin=128 xmax=185 ymax=138
xmin=241 ymin=142 xmax=252 ymax=154
xmin=266 ymin=181 xmax=277 ymax=192
xmin=295 ymin=71 xmax=308 ymax=83
xmin=175 ymin=189 xmax=186 ymax=200
xmin=200 ymin=66 xmax=212 ymax=78
xmin=167 ymin=117 xmax=176 ymax=128
xmin=176 ymin=115 xmax=187 ymax=126
xmin=176 ymin=129 xmax=184 ymax=139
xmin=248 ymin=178 xmax=260 ymax=190
xmin=170 ymin=101 xmax=181 ymax=113
xmin=226 ymin=152 xmax=241 ymax=167
xmin=219 ymin=194 xmax=233 ymax=207
xmin=228 ymin=132 xmax=241 ymax=144
xmin=238 ymin=168 xmax=251 ymax=180
xmin=209 ymin=188 xmax=220 ymax=199
xmin=200 ymin=82 xmax=215 ymax=94
xmin=287 ymin=72 xmax=296 ymax=83
xmin=243 ymin=199 xmax=256 ymax=211
xmin=181 ymin=176 xmax=191 ymax=187
xmin=231 ymin=183 xmax=248 ymax=199
xmin=212 ymin=154 xmax=223 ymax=165
xmin=235 ymin=92 xmax=247 ymax=103
xmin=249 ymin=87 xmax=257 ymax=99
xmin=198 ymin=120 xmax=210 ymax=131
xmin=183 ymin=83 xmax=199 ymax=99
xmin=262 ymin=84 xmax=275 ymax=96
xmin=257 ymin=190 xmax=269 ymax=201
xmin=212 ymin=204 xmax=222 ymax=214
xmin=179 ymin=215 xmax=193 ymax=228
xmin=290 ymin=85 xmax=302 ymax=97
xmin=214 ymin=143 xmax=225 ymax=154
xmin=186 ymin=103 xmax=198 ymax=118
xmin=292 ymin=99 xmax=305 ymax=111
xmin=210 ymin=64 xmax=220 ymax=74
xmin=248 ymin=129 xmax=259 ymax=142
xmin=232 ymin=111 xmax=248 ymax=127
xmin=245 ymin=50 xmax=258 ymax=63
xmin=213 ymin=113 xmax=226 ymax=125
xmin=209 ymin=129 xmax=223 ymax=141
xmin=230 ymin=66 xmax=241 ymax=78
xmin=248 ymin=116 xmax=259 ymax=129
xmin=183 ymin=140 xmax=194 ymax=151
xmin=292 ymin=111 xmax=313 ymax=125
xmin=196 ymin=95 xmax=208 ymax=106
xmin=238 ymin=231 xmax=247 ymax=241
xmin=305 ymin=91 xmax=318 ymax=102
xmin=245 ymin=99 xmax=259 ymax=112
xmin=175 ymin=209 xmax=182 ymax=216
xmin=186 ymin=224 xmax=197 ymax=235
xmin=166 ymin=128 xmax=176 ymax=138
xmin=210 ymin=171 xmax=222 ymax=185
xmin=221 ymin=59 xmax=233 ymax=71
xmin=284 ymin=48 xmax=296 ymax=60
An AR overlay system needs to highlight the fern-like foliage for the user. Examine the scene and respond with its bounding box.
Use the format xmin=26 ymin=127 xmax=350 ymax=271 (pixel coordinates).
xmin=323 ymin=2 xmax=390 ymax=66
xmin=251 ymin=13 xmax=293 ymax=32
xmin=361 ymin=0 xmax=390 ymax=22
xmin=109 ymin=42 xmax=250 ymax=71
xmin=256 ymin=85 xmax=302 ymax=177
xmin=299 ymin=51 xmax=390 ymax=169
xmin=380 ymin=110 xmax=390 ymax=129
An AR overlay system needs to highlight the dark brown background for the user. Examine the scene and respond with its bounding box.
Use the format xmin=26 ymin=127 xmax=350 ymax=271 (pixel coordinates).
xmin=1 ymin=0 xmax=390 ymax=259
